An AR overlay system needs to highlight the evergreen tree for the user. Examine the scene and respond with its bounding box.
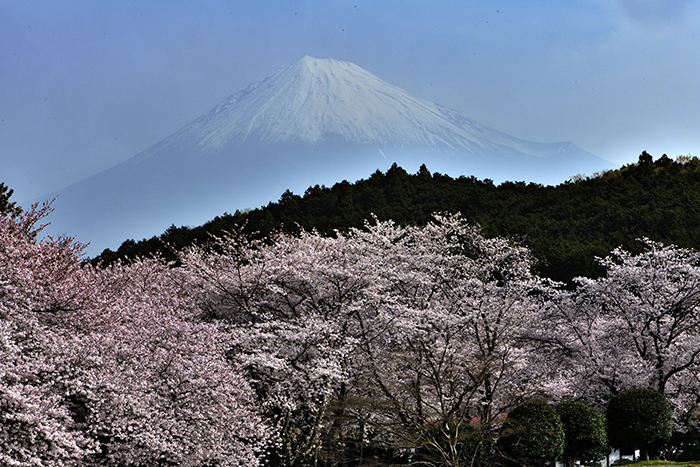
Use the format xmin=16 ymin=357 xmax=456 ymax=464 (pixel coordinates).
xmin=556 ymin=400 xmax=609 ymax=467
xmin=498 ymin=401 xmax=565 ymax=467
xmin=0 ymin=182 xmax=21 ymax=217
xmin=606 ymin=388 xmax=672 ymax=460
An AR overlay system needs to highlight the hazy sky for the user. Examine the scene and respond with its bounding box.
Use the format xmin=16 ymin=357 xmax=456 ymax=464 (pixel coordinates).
xmin=3 ymin=0 xmax=700 ymax=201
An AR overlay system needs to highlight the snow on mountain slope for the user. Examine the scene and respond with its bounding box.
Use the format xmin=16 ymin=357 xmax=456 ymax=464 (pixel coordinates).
xmin=30 ymin=56 xmax=616 ymax=255
xmin=148 ymin=56 xmax=575 ymax=158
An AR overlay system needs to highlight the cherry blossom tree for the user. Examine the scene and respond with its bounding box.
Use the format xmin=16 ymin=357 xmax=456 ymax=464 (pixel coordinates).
xmin=66 ymin=258 xmax=269 ymax=466
xmin=1 ymin=202 xmax=269 ymax=466
xmin=181 ymin=228 xmax=367 ymax=466
xmin=348 ymin=214 xmax=559 ymax=466
xmin=182 ymin=213 xmax=560 ymax=466
xmin=1 ymin=202 xmax=98 ymax=466
xmin=536 ymin=239 xmax=700 ymax=420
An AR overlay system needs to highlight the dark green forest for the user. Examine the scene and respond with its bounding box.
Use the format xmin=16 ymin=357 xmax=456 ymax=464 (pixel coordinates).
xmin=95 ymin=151 xmax=700 ymax=285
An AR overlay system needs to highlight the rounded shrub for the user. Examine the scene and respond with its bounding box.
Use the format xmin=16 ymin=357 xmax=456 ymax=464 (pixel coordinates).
xmin=556 ymin=399 xmax=610 ymax=467
xmin=606 ymin=387 xmax=672 ymax=461
xmin=498 ymin=400 xmax=565 ymax=467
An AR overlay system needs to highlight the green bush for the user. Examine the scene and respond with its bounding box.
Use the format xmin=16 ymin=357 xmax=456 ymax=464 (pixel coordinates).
xmin=670 ymin=428 xmax=700 ymax=462
xmin=607 ymin=388 xmax=672 ymax=461
xmin=556 ymin=399 xmax=610 ymax=467
xmin=498 ymin=400 xmax=565 ymax=467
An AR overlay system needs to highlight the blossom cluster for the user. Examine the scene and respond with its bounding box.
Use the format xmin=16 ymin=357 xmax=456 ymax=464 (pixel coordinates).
xmin=1 ymin=203 xmax=268 ymax=466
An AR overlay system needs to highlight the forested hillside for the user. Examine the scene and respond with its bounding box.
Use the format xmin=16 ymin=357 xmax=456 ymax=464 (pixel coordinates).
xmin=96 ymin=151 xmax=700 ymax=284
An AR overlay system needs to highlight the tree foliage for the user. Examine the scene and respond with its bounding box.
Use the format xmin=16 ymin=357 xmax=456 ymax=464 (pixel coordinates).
xmin=498 ymin=400 xmax=565 ymax=467
xmin=97 ymin=153 xmax=700 ymax=286
xmin=0 ymin=182 xmax=21 ymax=217
xmin=555 ymin=400 xmax=609 ymax=467
xmin=606 ymin=388 xmax=672 ymax=460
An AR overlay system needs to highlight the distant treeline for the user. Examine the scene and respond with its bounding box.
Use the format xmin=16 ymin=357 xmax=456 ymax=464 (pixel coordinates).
xmin=95 ymin=151 xmax=700 ymax=284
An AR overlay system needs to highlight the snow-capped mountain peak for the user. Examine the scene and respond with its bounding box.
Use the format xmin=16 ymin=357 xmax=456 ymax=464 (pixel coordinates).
xmin=173 ymin=56 xmax=529 ymax=153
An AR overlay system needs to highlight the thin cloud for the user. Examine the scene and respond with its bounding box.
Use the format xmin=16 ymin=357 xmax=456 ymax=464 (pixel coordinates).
xmin=618 ymin=0 xmax=695 ymax=27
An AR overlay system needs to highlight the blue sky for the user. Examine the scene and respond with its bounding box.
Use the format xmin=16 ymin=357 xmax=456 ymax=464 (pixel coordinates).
xmin=2 ymin=0 xmax=700 ymax=201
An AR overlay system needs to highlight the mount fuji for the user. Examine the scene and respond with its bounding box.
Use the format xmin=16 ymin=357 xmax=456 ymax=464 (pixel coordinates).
xmin=33 ymin=56 xmax=614 ymax=255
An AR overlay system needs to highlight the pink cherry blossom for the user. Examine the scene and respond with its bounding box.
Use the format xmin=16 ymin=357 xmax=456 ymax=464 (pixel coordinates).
xmin=1 ymin=203 xmax=269 ymax=466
